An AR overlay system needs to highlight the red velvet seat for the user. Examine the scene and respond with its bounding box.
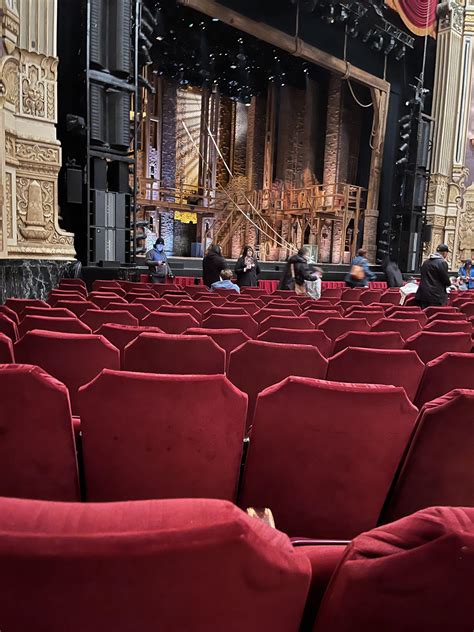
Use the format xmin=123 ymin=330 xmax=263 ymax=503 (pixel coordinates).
xmin=341 ymin=309 xmax=384 ymax=325
xmin=404 ymin=331 xmax=472 ymax=363
xmin=0 ymin=304 xmax=19 ymax=324
xmin=267 ymin=301 xmax=302 ymax=314
xmin=89 ymin=294 xmax=125 ymax=309
xmin=382 ymin=391 xmax=474 ymax=523
xmin=389 ymin=310 xmax=428 ymax=326
xmin=95 ymin=324 xmax=164 ymax=366
xmin=327 ymin=347 xmax=424 ymax=400
xmin=0 ymin=313 xmax=19 ymax=341
xmin=185 ymin=327 xmax=250 ymax=360
xmin=131 ymin=297 xmax=171 ymax=311
xmin=253 ymin=308 xmax=297 ymax=323
xmin=49 ymin=290 xmax=86 ymax=304
xmin=58 ymin=279 xmax=87 ymax=291
xmin=241 ymin=287 xmax=269 ymax=296
xmin=359 ymin=289 xmax=383 ymax=304
xmin=371 ymin=317 xmax=422 ymax=340
xmin=228 ymin=341 xmax=328 ymax=430
xmin=92 ymin=280 xmax=122 ymax=292
xmin=14 ymin=331 xmax=120 ymax=415
xmin=427 ymin=311 xmax=467 ymax=322
xmin=5 ymin=298 xmax=49 ymax=315
xmin=81 ymin=309 xmax=138 ymax=332
xmin=104 ymin=302 xmax=150 ymax=322
xmin=125 ymin=292 xmax=159 ymax=302
xmin=80 ymin=371 xmax=246 ymax=501
xmin=332 ymin=331 xmax=405 ymax=355
xmin=239 ymin=377 xmax=417 ymax=538
xmin=0 ymin=332 xmax=14 ymax=362
xmin=424 ymin=319 xmax=472 ymax=334
xmin=258 ymin=315 xmax=314 ymax=335
xmin=304 ymin=310 xmax=342 ymax=327
xmin=313 ymin=506 xmax=474 ymax=632
xmin=0 ymin=364 xmax=79 ymax=501
xmin=321 ymin=288 xmax=343 ymax=300
xmin=54 ymin=300 xmax=97 ymax=317
xmin=225 ymin=301 xmax=260 ymax=315
xmin=155 ymin=304 xmax=202 ymax=322
xmin=18 ymin=316 xmax=91 ymax=338
xmin=93 ymin=285 xmax=126 ymax=297
xmin=124 ymin=333 xmax=226 ymax=375
xmin=0 ymin=496 xmax=311 ymax=632
xmin=339 ymin=300 xmax=363 ymax=312
xmin=341 ymin=288 xmax=365 ymax=302
xmin=194 ymin=294 xmax=227 ymax=305
xmin=177 ymin=299 xmax=214 ymax=315
xmin=345 ymin=304 xmax=384 ymax=315
xmin=459 ymin=302 xmax=474 ymax=318
xmin=318 ymin=317 xmax=370 ymax=341
xmin=204 ymin=306 xmax=249 ymax=318
xmin=415 ymin=352 xmax=474 ymax=407
xmin=257 ymin=327 xmax=333 ymax=357
xmin=379 ymin=291 xmax=402 ymax=305
xmin=161 ymin=293 xmax=191 ymax=305
xmin=141 ymin=311 xmax=199 ymax=334
xmin=424 ymin=306 xmax=458 ymax=318
xmin=22 ymin=306 xmax=77 ymax=320
xmin=202 ymin=314 xmax=259 ymax=338
xmin=302 ymin=302 xmax=342 ymax=313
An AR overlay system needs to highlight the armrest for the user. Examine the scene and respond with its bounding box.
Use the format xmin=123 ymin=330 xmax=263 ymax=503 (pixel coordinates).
xmin=291 ymin=538 xmax=350 ymax=547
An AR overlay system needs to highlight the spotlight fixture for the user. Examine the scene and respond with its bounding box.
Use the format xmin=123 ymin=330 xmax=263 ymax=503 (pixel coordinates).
xmin=370 ymin=33 xmax=384 ymax=51
xmin=395 ymin=45 xmax=406 ymax=60
xmin=362 ymin=29 xmax=373 ymax=43
xmin=322 ymin=3 xmax=337 ymax=24
xmin=384 ymin=36 xmax=396 ymax=55
xmin=396 ymin=156 xmax=409 ymax=166
xmin=347 ymin=20 xmax=359 ymax=38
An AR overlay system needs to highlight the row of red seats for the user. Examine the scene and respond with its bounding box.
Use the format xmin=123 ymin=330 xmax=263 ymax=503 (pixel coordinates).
xmin=0 ymin=496 xmax=470 ymax=631
xmin=4 ymin=330 xmax=474 ymax=415
xmin=0 ymin=363 xmax=472 ymax=543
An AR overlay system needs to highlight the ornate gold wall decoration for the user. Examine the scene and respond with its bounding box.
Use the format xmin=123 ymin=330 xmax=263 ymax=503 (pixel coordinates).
xmin=19 ymin=51 xmax=57 ymax=121
xmin=0 ymin=57 xmax=19 ymax=110
xmin=5 ymin=172 xmax=13 ymax=239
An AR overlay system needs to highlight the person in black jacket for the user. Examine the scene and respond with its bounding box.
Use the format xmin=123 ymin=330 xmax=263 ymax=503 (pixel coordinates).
xmin=278 ymin=247 xmax=313 ymax=293
xmin=202 ymin=244 xmax=226 ymax=288
xmin=235 ymin=245 xmax=261 ymax=287
xmin=382 ymin=256 xmax=404 ymax=288
xmin=415 ymin=244 xmax=451 ymax=308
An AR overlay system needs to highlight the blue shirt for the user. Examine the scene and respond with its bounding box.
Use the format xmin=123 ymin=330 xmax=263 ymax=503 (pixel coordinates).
xmin=210 ymin=279 xmax=240 ymax=293
xmin=458 ymin=266 xmax=474 ymax=289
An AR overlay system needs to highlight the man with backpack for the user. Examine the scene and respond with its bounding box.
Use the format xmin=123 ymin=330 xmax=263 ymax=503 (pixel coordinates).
xmin=345 ymin=248 xmax=376 ymax=287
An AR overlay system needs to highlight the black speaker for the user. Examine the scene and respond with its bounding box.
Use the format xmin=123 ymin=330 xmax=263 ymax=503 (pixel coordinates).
xmin=115 ymin=193 xmax=127 ymax=228
xmin=108 ymin=90 xmax=130 ymax=149
xmin=416 ymin=120 xmax=430 ymax=169
xmin=92 ymin=190 xmax=106 ymax=226
xmin=66 ymin=167 xmax=82 ymax=204
xmin=109 ymin=0 xmax=131 ymax=75
xmin=109 ymin=161 xmax=129 ymax=193
xmin=90 ymin=84 xmax=106 ymax=145
xmin=421 ymin=223 xmax=433 ymax=243
xmin=90 ymin=0 xmax=107 ymax=69
xmin=91 ymin=157 xmax=107 ymax=190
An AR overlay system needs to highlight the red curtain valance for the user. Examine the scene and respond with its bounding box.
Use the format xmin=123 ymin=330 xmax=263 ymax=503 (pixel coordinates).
xmin=385 ymin=0 xmax=437 ymax=37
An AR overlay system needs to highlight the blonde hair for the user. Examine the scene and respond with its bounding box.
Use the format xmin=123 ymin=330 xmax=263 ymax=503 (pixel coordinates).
xmin=221 ymin=269 xmax=233 ymax=280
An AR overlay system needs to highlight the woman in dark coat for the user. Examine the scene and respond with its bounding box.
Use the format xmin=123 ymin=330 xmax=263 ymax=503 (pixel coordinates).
xmin=202 ymin=244 xmax=226 ymax=288
xmin=278 ymin=247 xmax=313 ymax=291
xmin=235 ymin=245 xmax=261 ymax=287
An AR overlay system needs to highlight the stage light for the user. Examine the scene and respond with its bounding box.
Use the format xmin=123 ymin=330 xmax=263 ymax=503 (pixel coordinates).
xmin=384 ymin=36 xmax=396 ymax=55
xmin=336 ymin=5 xmax=349 ymax=22
xmin=399 ymin=114 xmax=411 ymax=123
xmin=362 ymin=29 xmax=373 ymax=43
xmin=370 ymin=33 xmax=384 ymax=51
xmin=395 ymin=45 xmax=406 ymax=60
xmin=347 ymin=20 xmax=359 ymax=38
xmin=399 ymin=142 xmax=408 ymax=153
xmin=400 ymin=132 xmax=410 ymax=141
xmin=322 ymin=4 xmax=336 ymax=23
xmin=396 ymin=156 xmax=408 ymax=166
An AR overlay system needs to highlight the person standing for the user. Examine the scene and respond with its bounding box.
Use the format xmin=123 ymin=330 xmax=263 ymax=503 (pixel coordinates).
xmin=146 ymin=237 xmax=173 ymax=283
xmin=345 ymin=248 xmax=377 ymax=287
xmin=202 ymin=244 xmax=226 ymax=288
xmin=382 ymin=256 xmax=404 ymax=288
xmin=278 ymin=247 xmax=314 ymax=295
xmin=415 ymin=244 xmax=451 ymax=308
xmin=458 ymin=259 xmax=474 ymax=290
xmin=235 ymin=245 xmax=261 ymax=288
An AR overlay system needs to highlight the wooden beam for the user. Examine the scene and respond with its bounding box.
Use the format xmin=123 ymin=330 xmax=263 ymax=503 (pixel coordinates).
xmin=179 ymin=0 xmax=389 ymax=93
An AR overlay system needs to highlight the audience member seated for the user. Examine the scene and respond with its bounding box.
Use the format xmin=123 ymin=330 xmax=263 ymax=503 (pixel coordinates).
xmin=210 ymin=269 xmax=240 ymax=293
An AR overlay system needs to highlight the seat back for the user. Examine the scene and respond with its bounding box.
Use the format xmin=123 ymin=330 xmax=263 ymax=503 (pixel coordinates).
xmin=424 ymin=319 xmax=472 ymax=334
xmin=359 ymin=289 xmax=383 ymax=304
xmin=379 ymin=291 xmax=402 ymax=305
xmin=459 ymin=302 xmax=474 ymax=318
xmin=332 ymin=331 xmax=405 ymax=355
xmin=415 ymin=352 xmax=474 ymax=407
xmin=239 ymin=377 xmax=417 ymax=538
xmin=5 ymin=298 xmax=49 ymax=315
xmin=258 ymin=315 xmax=314 ymax=335
xmin=81 ymin=310 xmax=138 ymax=332
xmin=389 ymin=311 xmax=428 ymax=326
xmin=124 ymin=333 xmax=226 ymax=375
xmin=204 ymin=306 xmax=249 ymax=318
xmin=131 ymin=298 xmax=170 ymax=311
xmin=313 ymin=506 xmax=474 ymax=632
xmin=0 ymin=332 xmax=14 ymax=362
xmin=340 ymin=309 xmax=384 ymax=325
xmin=185 ymin=327 xmax=250 ymax=360
xmin=0 ymin=364 xmax=79 ymax=501
xmin=80 ymin=371 xmax=246 ymax=502
xmin=202 ymin=314 xmax=259 ymax=338
xmin=404 ymin=331 xmax=472 ymax=363
xmin=0 ymin=304 xmax=19 ymax=324
xmin=382 ymin=390 xmax=474 ymax=523
xmin=0 ymin=313 xmax=19 ymax=341
xmin=14 ymin=331 xmax=120 ymax=415
xmin=304 ymin=310 xmax=342 ymax=327
xmin=178 ymin=299 xmax=214 ymax=315
xmin=55 ymin=300 xmax=97 ymax=317
xmin=22 ymin=306 xmax=77 ymax=320
xmin=141 ymin=312 xmax=199 ymax=334
xmin=257 ymin=327 xmax=333 ymax=357
xmin=18 ymin=316 xmax=91 ymax=338
xmin=227 ymin=340 xmax=328 ymax=430
xmin=371 ymin=317 xmax=422 ymax=340
xmin=95 ymin=324 xmax=164 ymax=366
xmin=156 ymin=305 xmax=202 ymax=322
xmin=318 ymin=317 xmax=370 ymax=341
xmin=327 ymin=347 xmax=424 ymax=400
xmin=0 ymin=496 xmax=310 ymax=632
xmin=105 ymin=302 xmax=150 ymax=322
xmin=253 ymin=308 xmax=297 ymax=323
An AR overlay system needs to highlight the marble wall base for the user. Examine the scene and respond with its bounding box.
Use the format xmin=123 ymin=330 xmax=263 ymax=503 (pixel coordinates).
xmin=0 ymin=259 xmax=80 ymax=303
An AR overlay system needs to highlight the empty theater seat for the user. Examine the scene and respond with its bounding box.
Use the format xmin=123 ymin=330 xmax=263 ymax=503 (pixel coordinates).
xmin=227 ymin=340 xmax=328 ymax=430
xmin=371 ymin=317 xmax=422 ymax=340
xmin=359 ymin=289 xmax=383 ymax=304
xmin=0 ymin=305 xmax=19 ymax=324
xmin=327 ymin=348 xmax=424 ymax=401
xmin=427 ymin=312 xmax=468 ymax=322
xmin=0 ymin=333 xmax=14 ymax=363
xmin=5 ymin=298 xmax=49 ymax=315
xmin=204 ymin=306 xmax=249 ymax=318
xmin=185 ymin=327 xmax=250 ymax=359
xmin=424 ymin=319 xmax=472 ymax=334
xmin=342 ymin=309 xmax=384 ymax=325
xmin=202 ymin=314 xmax=259 ymax=338
xmin=404 ymin=331 xmax=472 ymax=363
xmin=95 ymin=324 xmax=164 ymax=365
xmin=257 ymin=328 xmax=333 ymax=357
xmin=318 ymin=317 xmax=370 ymax=341
xmin=18 ymin=316 xmax=91 ymax=338
xmin=253 ymin=308 xmax=297 ymax=323
xmin=331 ymin=331 xmax=405 ymax=355
xmin=104 ymin=302 xmax=150 ymax=322
xmin=424 ymin=306 xmax=459 ymax=318
xmin=21 ymin=306 xmax=77 ymax=320
xmin=381 ymin=390 xmax=474 ymax=523
xmin=0 ymin=365 xmax=79 ymax=501
xmin=313 ymin=506 xmax=474 ymax=632
xmin=55 ymin=300 xmax=98 ymax=317
xmin=239 ymin=377 xmax=417 ymax=538
xmin=79 ymin=371 xmax=247 ymax=502
xmin=304 ymin=310 xmax=342 ymax=327
xmin=15 ymin=331 xmax=120 ymax=414
xmin=178 ymin=299 xmax=214 ymax=315
xmin=415 ymin=352 xmax=474 ymax=407
xmin=156 ymin=305 xmax=202 ymax=322
xmin=0 ymin=496 xmax=310 ymax=632
xmin=389 ymin=311 xmax=428 ymax=327
xmin=0 ymin=313 xmax=19 ymax=341
xmin=131 ymin=297 xmax=171 ymax=311
xmin=141 ymin=311 xmax=199 ymax=333
xmin=258 ymin=315 xmax=314 ymax=335
xmin=124 ymin=333 xmax=226 ymax=375
xmin=82 ymin=309 xmax=139 ymax=332
xmin=89 ymin=294 xmax=125 ymax=309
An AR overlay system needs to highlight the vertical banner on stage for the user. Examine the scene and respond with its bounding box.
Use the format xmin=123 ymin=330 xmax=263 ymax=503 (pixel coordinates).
xmin=385 ymin=0 xmax=438 ymax=37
